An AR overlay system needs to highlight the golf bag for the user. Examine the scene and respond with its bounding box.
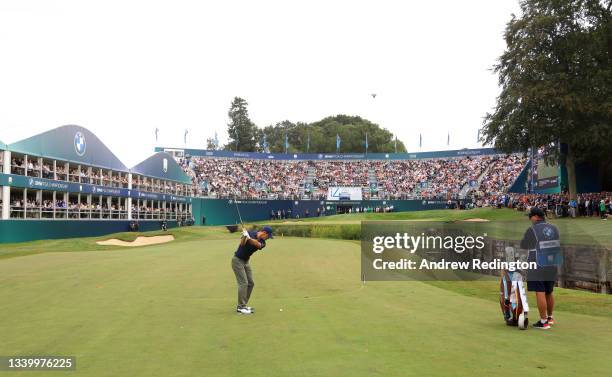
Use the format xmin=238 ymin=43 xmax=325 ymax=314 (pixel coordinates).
xmin=499 ymin=270 xmax=529 ymax=329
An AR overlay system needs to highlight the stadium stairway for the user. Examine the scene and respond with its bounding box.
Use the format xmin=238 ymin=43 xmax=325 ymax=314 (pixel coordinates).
xmin=302 ymin=166 xmax=316 ymax=198
xmin=459 ymin=163 xmax=492 ymax=198
xmin=367 ymin=167 xmax=378 ymax=198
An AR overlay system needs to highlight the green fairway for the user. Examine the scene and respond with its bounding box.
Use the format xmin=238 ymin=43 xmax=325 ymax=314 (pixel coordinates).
xmin=1 ymin=227 xmax=611 ymax=376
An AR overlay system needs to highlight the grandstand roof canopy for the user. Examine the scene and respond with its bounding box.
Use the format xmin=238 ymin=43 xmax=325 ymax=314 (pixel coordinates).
xmin=130 ymin=152 xmax=192 ymax=185
xmin=8 ymin=125 xmax=129 ymax=172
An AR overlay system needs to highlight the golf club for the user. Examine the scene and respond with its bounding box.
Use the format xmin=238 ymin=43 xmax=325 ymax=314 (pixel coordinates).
xmin=234 ymin=196 xmax=245 ymax=229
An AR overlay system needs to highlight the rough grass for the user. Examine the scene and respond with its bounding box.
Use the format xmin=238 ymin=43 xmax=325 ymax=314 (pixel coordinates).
xmin=268 ymin=207 xmax=527 ymax=223
xmin=259 ymin=208 xmax=612 ymax=247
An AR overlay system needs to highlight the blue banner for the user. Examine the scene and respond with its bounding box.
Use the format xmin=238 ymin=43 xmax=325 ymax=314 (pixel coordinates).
xmin=156 ymin=147 xmax=501 ymax=161
xmin=0 ymin=173 xmax=191 ymax=202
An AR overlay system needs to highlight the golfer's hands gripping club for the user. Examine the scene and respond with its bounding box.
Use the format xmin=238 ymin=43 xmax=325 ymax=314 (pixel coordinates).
xmin=242 ymin=229 xmax=251 ymax=239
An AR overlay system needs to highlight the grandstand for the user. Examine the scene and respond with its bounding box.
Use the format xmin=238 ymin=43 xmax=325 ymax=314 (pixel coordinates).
xmin=0 ymin=128 xmax=532 ymax=242
xmin=166 ymin=148 xmax=528 ymax=201
xmin=1 ymin=126 xmax=608 ymax=241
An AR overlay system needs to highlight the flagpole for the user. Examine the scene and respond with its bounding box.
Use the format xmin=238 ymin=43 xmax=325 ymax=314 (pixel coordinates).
xmin=284 ymin=133 xmax=288 ymax=154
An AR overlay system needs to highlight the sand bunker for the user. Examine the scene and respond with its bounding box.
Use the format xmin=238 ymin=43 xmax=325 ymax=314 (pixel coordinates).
xmin=461 ymin=218 xmax=490 ymax=222
xmin=97 ymin=235 xmax=175 ymax=247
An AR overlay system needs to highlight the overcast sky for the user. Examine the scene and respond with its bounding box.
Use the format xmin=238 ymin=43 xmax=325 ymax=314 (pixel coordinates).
xmin=0 ymin=0 xmax=520 ymax=166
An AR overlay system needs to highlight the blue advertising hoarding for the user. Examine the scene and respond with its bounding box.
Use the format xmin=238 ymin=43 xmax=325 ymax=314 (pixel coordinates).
xmin=0 ymin=173 xmax=191 ymax=203
xmin=155 ymin=147 xmax=501 ymax=161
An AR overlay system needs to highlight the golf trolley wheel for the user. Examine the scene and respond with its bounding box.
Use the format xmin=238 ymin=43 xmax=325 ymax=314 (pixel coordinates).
xmin=518 ymin=313 xmax=528 ymax=330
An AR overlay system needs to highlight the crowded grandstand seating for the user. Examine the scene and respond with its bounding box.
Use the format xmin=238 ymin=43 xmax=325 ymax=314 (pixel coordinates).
xmin=188 ymin=158 xmax=309 ymax=199
xmin=474 ymin=154 xmax=528 ymax=196
xmin=181 ymin=154 xmax=528 ymax=200
xmin=5 ymin=155 xmax=194 ymax=220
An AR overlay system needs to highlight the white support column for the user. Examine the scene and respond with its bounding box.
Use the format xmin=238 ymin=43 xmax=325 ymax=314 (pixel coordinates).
xmin=1 ymin=151 xmax=9 ymax=220
xmin=23 ymin=188 xmax=27 ymax=218
xmin=37 ymin=190 xmax=42 ymax=218
xmin=107 ymin=196 xmax=112 ymax=218
xmin=2 ymin=150 xmax=9 ymax=173
xmin=127 ymin=173 xmax=132 ymax=220
xmin=1 ymin=185 xmax=9 ymax=220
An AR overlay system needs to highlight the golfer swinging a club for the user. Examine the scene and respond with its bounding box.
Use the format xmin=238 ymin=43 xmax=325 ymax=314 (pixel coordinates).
xmin=232 ymin=225 xmax=273 ymax=314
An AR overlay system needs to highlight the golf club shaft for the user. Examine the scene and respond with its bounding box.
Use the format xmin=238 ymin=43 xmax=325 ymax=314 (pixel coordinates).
xmin=234 ymin=198 xmax=244 ymax=228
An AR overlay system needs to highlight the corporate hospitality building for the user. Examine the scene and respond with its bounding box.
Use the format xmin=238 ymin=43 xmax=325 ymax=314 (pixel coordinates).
xmin=0 ymin=125 xmax=194 ymax=242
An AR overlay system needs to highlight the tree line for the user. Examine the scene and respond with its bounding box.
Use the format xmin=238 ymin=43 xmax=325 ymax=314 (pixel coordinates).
xmin=207 ymin=97 xmax=406 ymax=154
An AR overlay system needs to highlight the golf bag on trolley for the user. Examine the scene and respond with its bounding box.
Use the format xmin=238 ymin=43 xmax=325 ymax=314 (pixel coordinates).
xmin=499 ymin=269 xmax=529 ymax=329
xmin=499 ymin=245 xmax=530 ymax=330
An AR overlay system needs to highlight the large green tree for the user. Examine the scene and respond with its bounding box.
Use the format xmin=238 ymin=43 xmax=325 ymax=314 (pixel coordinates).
xmin=482 ymin=0 xmax=612 ymax=197
xmin=260 ymin=115 xmax=406 ymax=153
xmin=225 ymin=97 xmax=258 ymax=151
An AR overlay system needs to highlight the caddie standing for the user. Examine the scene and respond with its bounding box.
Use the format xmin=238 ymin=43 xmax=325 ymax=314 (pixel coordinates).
xmin=520 ymin=207 xmax=561 ymax=329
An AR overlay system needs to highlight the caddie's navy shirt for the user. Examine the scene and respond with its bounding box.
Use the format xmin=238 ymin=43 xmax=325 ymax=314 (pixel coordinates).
xmin=520 ymin=219 xmax=558 ymax=281
xmin=234 ymin=231 xmax=266 ymax=262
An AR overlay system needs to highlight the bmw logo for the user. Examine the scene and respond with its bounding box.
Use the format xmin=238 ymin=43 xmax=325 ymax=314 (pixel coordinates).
xmin=543 ymin=227 xmax=554 ymax=238
xmin=74 ymin=132 xmax=86 ymax=156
